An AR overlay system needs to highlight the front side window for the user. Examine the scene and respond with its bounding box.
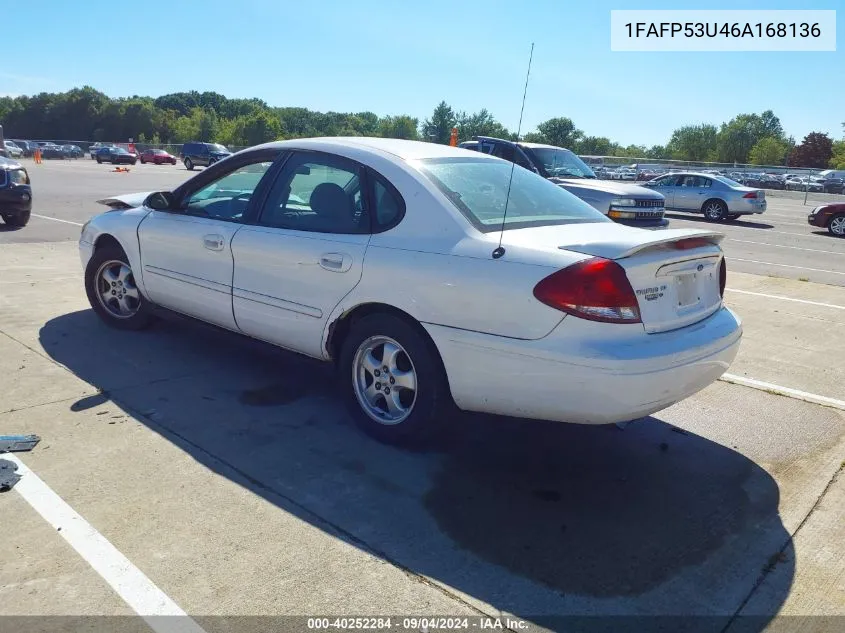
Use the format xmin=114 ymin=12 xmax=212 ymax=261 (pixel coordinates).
xmin=259 ymin=153 xmax=368 ymax=234
xmin=184 ymin=160 xmax=274 ymax=221
xmin=417 ymin=157 xmax=609 ymax=232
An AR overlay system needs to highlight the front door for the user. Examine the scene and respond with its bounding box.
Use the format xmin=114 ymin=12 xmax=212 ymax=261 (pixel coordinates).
xmin=675 ymin=174 xmax=712 ymax=211
xmin=651 ymin=174 xmax=678 ymax=208
xmin=231 ymin=151 xmax=372 ymax=359
xmin=137 ymin=153 xmax=278 ymax=330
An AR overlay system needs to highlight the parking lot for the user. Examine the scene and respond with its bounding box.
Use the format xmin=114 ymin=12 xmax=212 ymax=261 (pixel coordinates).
xmin=1 ymin=158 xmax=843 ymax=632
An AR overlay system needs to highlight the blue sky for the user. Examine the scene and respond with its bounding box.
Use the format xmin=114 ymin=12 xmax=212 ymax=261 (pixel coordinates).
xmin=3 ymin=0 xmax=842 ymax=146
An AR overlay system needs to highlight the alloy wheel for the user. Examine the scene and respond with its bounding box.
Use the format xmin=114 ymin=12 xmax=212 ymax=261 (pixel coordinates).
xmin=352 ymin=335 xmax=418 ymax=425
xmin=94 ymin=260 xmax=141 ymax=318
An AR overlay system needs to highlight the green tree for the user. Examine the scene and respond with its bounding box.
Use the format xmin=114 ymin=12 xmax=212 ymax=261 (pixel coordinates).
xmin=666 ymin=124 xmax=718 ymax=161
xmin=575 ymin=135 xmax=613 ymax=156
xmin=454 ymin=109 xmax=509 ymax=142
xmin=379 ymin=115 xmax=419 ymax=140
xmin=525 ymin=117 xmax=582 ymax=148
xmin=716 ymin=112 xmax=786 ymax=163
xmin=829 ymin=140 xmax=845 ymax=169
xmin=748 ymin=137 xmax=790 ymax=165
xmin=421 ymin=101 xmax=456 ymax=144
xmin=789 ymin=132 xmax=834 ymax=168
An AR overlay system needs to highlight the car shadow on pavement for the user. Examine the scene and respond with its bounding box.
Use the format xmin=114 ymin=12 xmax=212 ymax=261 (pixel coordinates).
xmin=665 ymin=213 xmax=775 ymax=230
xmin=39 ymin=310 xmax=793 ymax=630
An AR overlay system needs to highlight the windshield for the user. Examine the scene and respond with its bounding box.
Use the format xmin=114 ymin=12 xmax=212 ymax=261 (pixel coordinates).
xmin=417 ymin=157 xmax=609 ymax=232
xmin=209 ymin=144 xmax=228 ymax=153
xmin=526 ymin=147 xmax=596 ymax=179
xmin=113 ymin=148 xmax=128 ymax=154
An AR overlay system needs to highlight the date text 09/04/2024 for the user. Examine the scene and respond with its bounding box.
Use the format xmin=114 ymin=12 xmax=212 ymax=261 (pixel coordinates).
xmin=624 ymin=22 xmax=821 ymax=38
xmin=306 ymin=617 xmax=529 ymax=630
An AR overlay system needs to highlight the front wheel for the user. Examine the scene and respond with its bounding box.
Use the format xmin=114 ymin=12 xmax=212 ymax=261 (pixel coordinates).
xmin=829 ymin=214 xmax=845 ymax=237
xmin=339 ymin=313 xmax=452 ymax=446
xmin=96 ymin=157 xmax=102 ymax=164
xmin=2 ymin=210 xmax=30 ymax=227
xmin=703 ymin=200 xmax=727 ymax=222
xmin=84 ymin=245 xmax=153 ymax=330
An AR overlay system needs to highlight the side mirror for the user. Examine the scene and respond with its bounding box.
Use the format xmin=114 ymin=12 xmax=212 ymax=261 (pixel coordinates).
xmin=145 ymin=191 xmax=175 ymax=211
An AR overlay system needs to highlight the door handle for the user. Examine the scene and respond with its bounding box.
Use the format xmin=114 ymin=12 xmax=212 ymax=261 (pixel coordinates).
xmin=203 ymin=234 xmax=225 ymax=251
xmin=319 ymin=252 xmax=352 ymax=273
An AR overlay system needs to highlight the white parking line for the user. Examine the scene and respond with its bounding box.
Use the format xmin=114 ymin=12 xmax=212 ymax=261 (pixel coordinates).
xmin=728 ymin=238 xmax=845 ymax=256
xmin=725 ymin=288 xmax=845 ymax=310
xmin=31 ymin=213 xmax=84 ymax=227
xmin=731 ymin=258 xmax=845 ymax=276
xmin=721 ymin=374 xmax=845 ymax=411
xmin=7 ymin=455 xmax=208 ymax=633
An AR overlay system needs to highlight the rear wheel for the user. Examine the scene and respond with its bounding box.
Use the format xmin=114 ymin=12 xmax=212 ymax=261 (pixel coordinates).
xmin=703 ymin=199 xmax=727 ymax=222
xmin=829 ymin=214 xmax=845 ymax=237
xmin=2 ymin=210 xmax=30 ymax=227
xmin=339 ymin=313 xmax=452 ymax=446
xmin=185 ymin=157 xmax=194 ymax=170
xmin=84 ymin=245 xmax=153 ymax=330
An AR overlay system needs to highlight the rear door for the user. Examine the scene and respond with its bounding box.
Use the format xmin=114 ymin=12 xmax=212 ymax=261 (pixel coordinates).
xmin=231 ymin=150 xmax=373 ymax=358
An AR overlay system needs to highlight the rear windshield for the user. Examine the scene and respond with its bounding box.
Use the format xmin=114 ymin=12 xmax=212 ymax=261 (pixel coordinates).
xmin=713 ymin=175 xmax=741 ymax=187
xmin=417 ymin=157 xmax=609 ymax=232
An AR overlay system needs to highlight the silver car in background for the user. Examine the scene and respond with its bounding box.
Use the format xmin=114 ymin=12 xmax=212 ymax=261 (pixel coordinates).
xmin=643 ymin=172 xmax=766 ymax=222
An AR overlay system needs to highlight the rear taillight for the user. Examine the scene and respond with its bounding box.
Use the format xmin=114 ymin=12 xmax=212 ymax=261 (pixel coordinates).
xmin=533 ymin=257 xmax=642 ymax=324
xmin=742 ymin=191 xmax=758 ymax=199
xmin=719 ymin=258 xmax=726 ymax=298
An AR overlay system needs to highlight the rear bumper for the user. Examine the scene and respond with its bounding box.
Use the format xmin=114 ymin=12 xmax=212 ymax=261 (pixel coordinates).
xmin=425 ymin=306 xmax=742 ymax=425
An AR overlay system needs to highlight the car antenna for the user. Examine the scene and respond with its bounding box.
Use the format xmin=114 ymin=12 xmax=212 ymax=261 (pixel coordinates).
xmin=492 ymin=42 xmax=534 ymax=260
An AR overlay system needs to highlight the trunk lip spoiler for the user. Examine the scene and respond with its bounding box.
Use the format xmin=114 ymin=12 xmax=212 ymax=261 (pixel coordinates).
xmin=95 ymin=191 xmax=154 ymax=209
xmin=558 ymin=229 xmax=725 ymax=260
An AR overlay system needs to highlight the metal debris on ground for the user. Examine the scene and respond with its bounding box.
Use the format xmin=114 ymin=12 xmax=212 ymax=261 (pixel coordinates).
xmin=0 ymin=434 xmax=41 ymax=452
xmin=0 ymin=459 xmax=21 ymax=491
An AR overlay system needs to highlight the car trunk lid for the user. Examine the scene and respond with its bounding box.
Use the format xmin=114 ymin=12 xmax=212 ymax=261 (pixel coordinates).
xmin=503 ymin=223 xmax=725 ymax=333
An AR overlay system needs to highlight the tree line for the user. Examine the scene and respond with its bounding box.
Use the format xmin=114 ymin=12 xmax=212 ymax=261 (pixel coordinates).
xmin=1 ymin=87 xmax=842 ymax=168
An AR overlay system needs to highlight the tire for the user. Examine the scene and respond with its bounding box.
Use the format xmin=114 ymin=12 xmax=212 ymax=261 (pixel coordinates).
xmin=339 ymin=313 xmax=452 ymax=446
xmin=140 ymin=158 xmax=145 ymax=164
xmin=2 ymin=210 xmax=30 ymax=227
xmin=726 ymin=214 xmax=741 ymax=221
xmin=702 ymin=199 xmax=727 ymax=222
xmin=84 ymin=245 xmax=153 ymax=330
xmin=185 ymin=157 xmax=194 ymax=170
xmin=96 ymin=157 xmax=102 ymax=164
xmin=130 ymin=160 xmax=137 ymax=165
xmin=829 ymin=213 xmax=845 ymax=237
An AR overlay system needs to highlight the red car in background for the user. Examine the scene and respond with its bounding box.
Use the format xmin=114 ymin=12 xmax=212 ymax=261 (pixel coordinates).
xmin=808 ymin=202 xmax=845 ymax=237
xmin=139 ymin=149 xmax=178 ymax=165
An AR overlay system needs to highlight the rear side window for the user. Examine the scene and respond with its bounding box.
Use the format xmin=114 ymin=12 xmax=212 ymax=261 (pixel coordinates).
xmin=370 ymin=172 xmax=405 ymax=231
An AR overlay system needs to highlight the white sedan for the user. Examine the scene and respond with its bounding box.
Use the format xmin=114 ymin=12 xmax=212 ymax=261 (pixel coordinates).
xmin=79 ymin=137 xmax=742 ymax=445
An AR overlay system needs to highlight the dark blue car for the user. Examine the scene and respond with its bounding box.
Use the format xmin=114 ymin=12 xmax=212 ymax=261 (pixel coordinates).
xmin=96 ymin=146 xmax=137 ymax=165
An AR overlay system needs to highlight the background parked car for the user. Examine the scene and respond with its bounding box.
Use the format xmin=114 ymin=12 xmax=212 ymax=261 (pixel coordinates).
xmin=807 ymin=202 xmax=845 ymax=236
xmin=139 ymin=148 xmax=178 ymax=165
xmin=644 ymin=172 xmax=766 ymax=221
xmin=62 ymin=144 xmax=84 ymax=159
xmin=95 ymin=146 xmax=137 ymax=165
xmin=37 ymin=142 xmax=65 ymax=159
xmin=89 ymin=142 xmax=112 ymax=158
xmin=180 ymin=141 xmax=232 ymax=170
xmin=10 ymin=140 xmax=36 ymax=157
xmin=3 ymin=140 xmax=23 ymax=158
xmin=0 ymin=155 xmax=32 ymax=227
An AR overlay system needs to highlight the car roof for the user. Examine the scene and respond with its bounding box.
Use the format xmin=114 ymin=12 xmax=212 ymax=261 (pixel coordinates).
xmin=252 ymin=136 xmax=497 ymax=162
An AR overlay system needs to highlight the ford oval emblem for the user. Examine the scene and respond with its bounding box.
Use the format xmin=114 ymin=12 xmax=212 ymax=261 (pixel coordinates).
xmin=697 ymin=264 xmax=704 ymax=271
